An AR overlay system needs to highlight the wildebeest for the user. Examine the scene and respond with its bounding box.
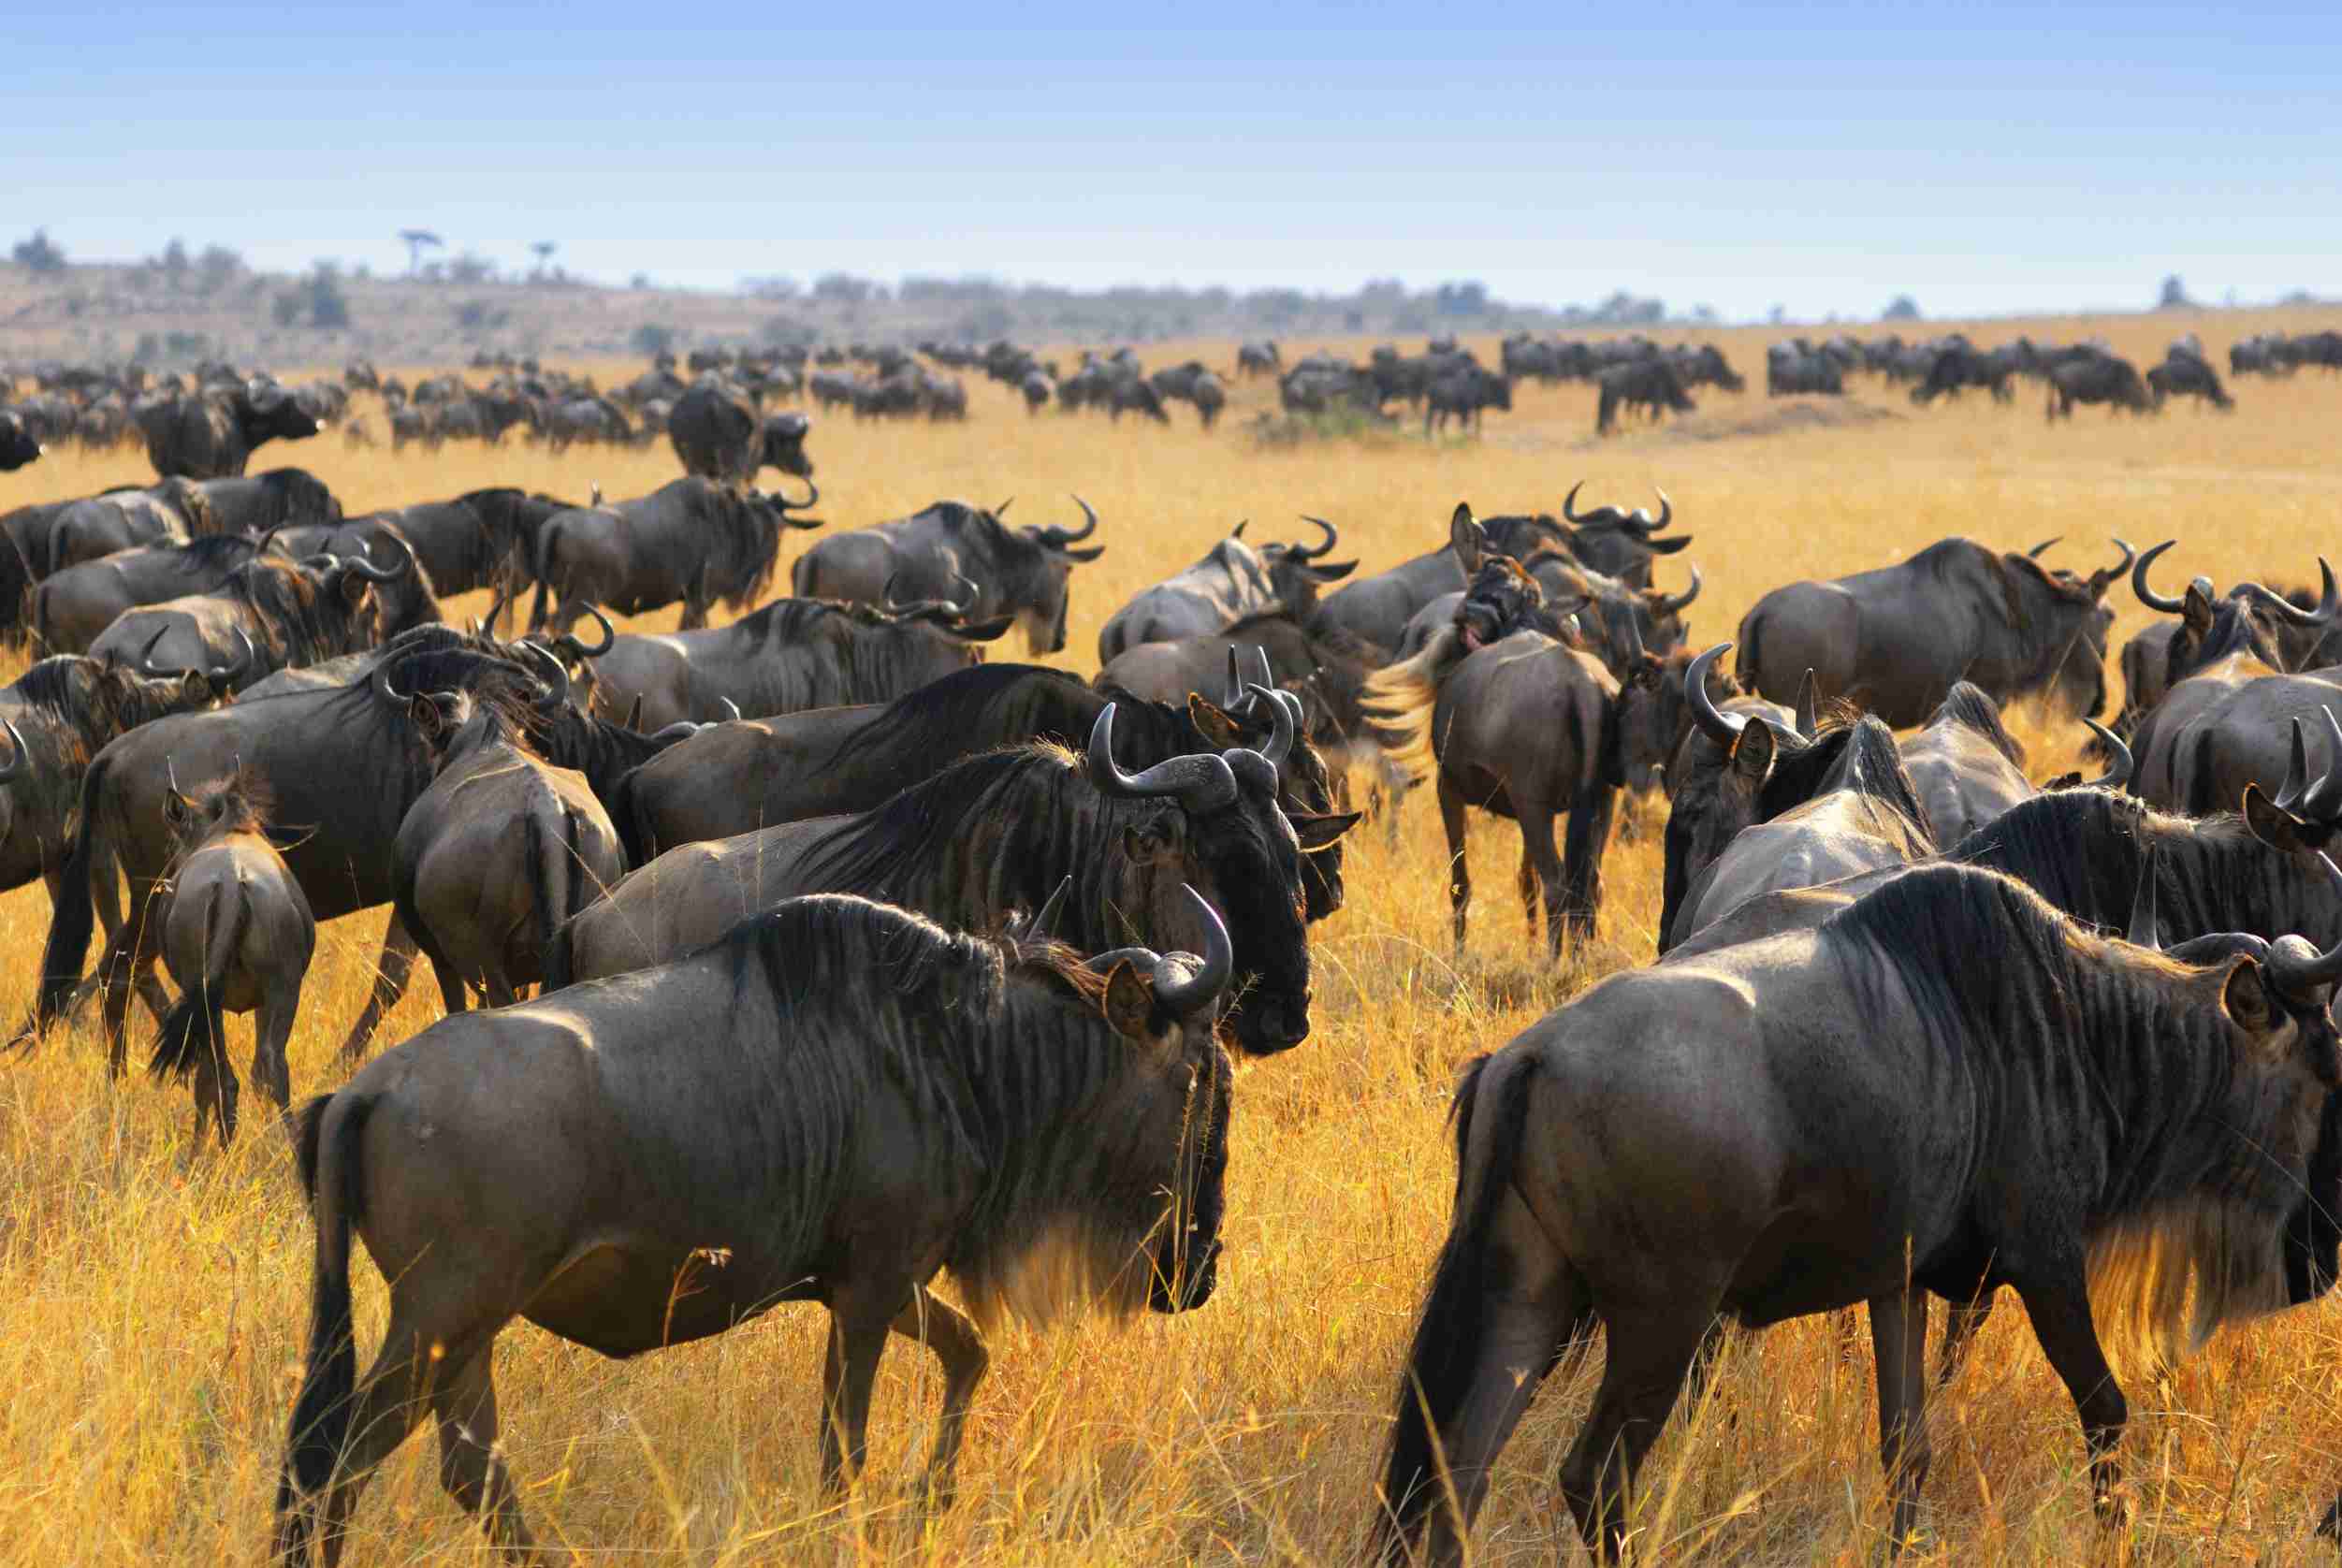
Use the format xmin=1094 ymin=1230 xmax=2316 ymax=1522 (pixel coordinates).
xmin=1910 ymin=342 xmax=2013 ymax=404
xmin=0 ymin=411 xmax=40 ymax=472
xmin=1737 ymin=536 xmax=2127 ymax=726
xmin=145 ymin=772 xmax=314 ymax=1148
xmin=1365 ymin=556 xmax=1642 ymax=952
xmin=1550 ymin=482 xmax=1691 ymax=588
xmin=1312 ymin=503 xmax=1573 ymax=652
xmin=271 ymin=888 xmax=1234 ymax=1562
xmin=174 ymin=468 xmax=341 ymax=534
xmin=1766 ymin=341 xmax=1846 ymax=397
xmin=392 ymin=683 xmax=624 ymax=1009
xmin=550 ymin=704 xmax=1348 ymax=1055
xmin=529 ymin=477 xmax=822 ymax=634
xmin=1423 ymin=364 xmax=1511 ymax=435
xmin=138 ymin=382 xmax=321 ymax=478
xmin=1376 ymin=861 xmax=2342 ymax=1564
xmin=666 ymin=379 xmax=816 ymax=481
xmin=2146 ymin=348 xmax=2233 ymax=410
xmin=790 ymin=497 xmax=1103 ymax=658
xmin=1897 ymin=682 xmax=2042 ymax=843
xmin=1237 ymin=341 xmax=1281 ymax=377
xmin=88 ymin=545 xmax=412 ymax=695
xmin=1096 ymin=517 xmax=1355 ymax=664
xmin=35 ymin=533 xmax=285 ymax=655
xmin=2047 ymin=352 xmax=2155 ymax=418
xmin=1594 ymin=358 xmax=1695 ymax=434
xmin=43 ymin=479 xmax=221 ymax=575
xmin=580 ymin=590 xmax=1013 ymax=732
xmin=310 ymin=488 xmax=577 ymax=601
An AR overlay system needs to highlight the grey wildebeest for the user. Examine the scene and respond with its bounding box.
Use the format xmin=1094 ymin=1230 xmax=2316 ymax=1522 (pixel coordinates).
xmin=88 ymin=544 xmax=414 ymax=696
xmin=2147 ymin=348 xmax=2233 ymax=410
xmin=272 ymin=888 xmax=1235 ymax=1563
xmin=549 ymin=703 xmax=1349 ymax=1056
xmin=324 ymin=489 xmax=578 ymax=602
xmin=1364 ymin=554 xmax=1643 ymax=952
xmin=528 ymin=476 xmax=822 ymax=634
xmin=1423 ymin=363 xmax=1511 ymax=434
xmin=1094 ymin=608 xmax=1389 ymax=767
xmin=1736 ymin=536 xmax=2129 ymax=726
xmin=615 ymin=656 xmax=1353 ymax=921
xmin=144 ymin=772 xmax=314 ymax=1148
xmin=1375 ymin=861 xmax=2342 ymax=1563
xmin=1549 ymin=482 xmax=1690 ymax=588
xmin=579 ymin=588 xmax=1013 ymax=732
xmin=174 ymin=467 xmax=341 ymax=534
xmin=35 ymin=533 xmax=286 ymax=655
xmin=43 ymin=478 xmax=222 ymax=575
xmin=0 ymin=410 xmax=40 ymax=471
xmin=2047 ymin=352 xmax=2155 ymax=418
xmin=1897 ymin=681 xmax=2042 ymax=843
xmin=139 ymin=382 xmax=320 ymax=479
xmin=667 ymin=379 xmax=816 ymax=481
xmin=392 ymin=680 xmax=624 ymax=1009
xmin=1312 ymin=503 xmax=1573 ymax=652
xmin=789 ymin=497 xmax=1103 ymax=657
xmin=1096 ymin=516 xmax=1355 ymax=664
xmin=1594 ymin=358 xmax=1695 ymax=434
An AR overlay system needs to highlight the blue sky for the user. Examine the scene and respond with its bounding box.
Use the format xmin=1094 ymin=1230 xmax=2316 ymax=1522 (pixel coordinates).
xmin=10 ymin=2 xmax=2335 ymax=320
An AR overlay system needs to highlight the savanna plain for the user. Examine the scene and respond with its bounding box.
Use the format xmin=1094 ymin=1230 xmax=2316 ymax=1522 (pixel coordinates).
xmin=4 ymin=310 xmax=2341 ymax=1566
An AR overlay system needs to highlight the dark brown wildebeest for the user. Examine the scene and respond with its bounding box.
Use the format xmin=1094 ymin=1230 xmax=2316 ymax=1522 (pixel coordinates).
xmin=145 ymin=772 xmax=314 ymax=1148
xmin=1364 ymin=555 xmax=1645 ymax=953
xmin=1096 ymin=516 xmax=1355 ymax=664
xmin=35 ymin=533 xmax=284 ymax=655
xmin=392 ymin=680 xmax=624 ymax=1009
xmin=309 ymin=489 xmax=577 ymax=603
xmin=0 ymin=411 xmax=40 ymax=472
xmin=528 ymin=476 xmax=822 ymax=635
xmin=88 ymin=545 xmax=412 ymax=695
xmin=272 ymin=888 xmax=1235 ymax=1562
xmin=667 ymin=378 xmax=815 ymax=481
xmin=256 ymin=523 xmax=446 ymax=641
xmin=791 ymin=497 xmax=1103 ymax=658
xmin=1313 ymin=503 xmax=1576 ymax=651
xmin=2130 ymin=541 xmax=2339 ymax=690
xmin=550 ymin=702 xmax=1350 ymax=1056
xmin=138 ymin=382 xmax=320 ymax=479
xmin=1375 ymin=862 xmax=2342 ymax=1565
xmin=2146 ymin=348 xmax=2233 ymax=410
xmin=1551 ymin=482 xmax=1692 ymax=588
xmin=1094 ymin=608 xmax=1388 ymax=765
xmin=43 ymin=478 xmax=221 ymax=575
xmin=614 ymin=656 xmax=1351 ymax=921
xmin=1594 ymin=357 xmax=1695 ymax=434
xmin=580 ymin=588 xmax=1012 ymax=732
xmin=2047 ymin=352 xmax=2155 ymax=418
xmin=1237 ymin=340 xmax=1280 ymax=377
xmin=1736 ymin=536 xmax=2129 ymax=726
xmin=175 ymin=467 xmax=341 ymax=534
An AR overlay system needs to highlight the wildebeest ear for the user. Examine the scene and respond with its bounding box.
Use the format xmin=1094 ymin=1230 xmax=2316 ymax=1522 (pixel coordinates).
xmin=408 ymin=692 xmax=446 ymax=744
xmin=1101 ymin=961 xmax=1156 ymax=1042
xmin=1447 ymin=503 xmax=1483 ymax=573
xmin=2243 ymin=783 xmax=2334 ymax=852
xmin=1731 ymin=719 xmax=1775 ymax=782
xmin=2220 ymin=957 xmax=2278 ymax=1036
xmin=180 ymin=673 xmax=214 ymax=704
xmin=1123 ymin=814 xmax=1184 ymax=863
xmin=1292 ymin=810 xmax=1361 ymax=851
xmin=2182 ymin=583 xmax=2215 ymax=635
xmin=1187 ymin=693 xmax=1244 ymax=750
xmin=165 ymin=789 xmax=194 ymax=827
xmin=340 ymin=572 xmax=373 ymax=609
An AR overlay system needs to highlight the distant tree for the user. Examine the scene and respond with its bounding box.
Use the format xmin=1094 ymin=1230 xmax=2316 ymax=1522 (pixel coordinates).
xmin=196 ymin=244 xmax=244 ymax=294
xmin=400 ymin=228 xmax=444 ymax=276
xmin=2158 ymin=273 xmax=2192 ymax=310
xmin=447 ymin=252 xmax=497 ymax=283
xmin=160 ymin=237 xmax=190 ymax=284
xmin=811 ymin=272 xmax=879 ymax=304
xmin=11 ymin=228 xmax=66 ymax=275
xmin=306 ymin=265 xmax=352 ymax=329
xmin=1883 ymin=294 xmax=1922 ymax=322
xmin=630 ymin=271 xmax=653 ymax=290
xmin=742 ymin=275 xmax=801 ymax=300
xmin=1434 ymin=281 xmax=1490 ymax=317
xmin=1691 ymin=303 xmax=1719 ymax=324
xmin=531 ymin=240 xmax=557 ymax=280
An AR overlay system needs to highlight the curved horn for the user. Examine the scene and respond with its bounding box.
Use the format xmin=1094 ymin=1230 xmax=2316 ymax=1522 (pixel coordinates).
xmin=341 ymin=532 xmax=412 ymax=582
xmin=2131 ymin=539 xmax=2187 ymax=614
xmin=1245 ymin=646 xmax=1274 ymax=697
xmin=1035 ymin=495 xmax=1098 ymax=547
xmin=1655 ymin=564 xmax=1702 ymax=616
xmin=1221 ymin=646 xmax=1244 ymax=708
xmin=1793 ymin=668 xmax=1821 ymax=739
xmin=1008 ymin=875 xmax=1073 ymax=943
xmin=1295 ymin=515 xmax=1338 ymax=559
xmin=1243 ymin=681 xmax=1294 ymax=766
xmin=1562 ymin=479 xmax=1589 ymax=524
xmin=2264 ymin=854 xmax=2342 ymax=995
xmin=2305 ymin=706 xmax=2342 ymax=819
xmin=2127 ymin=847 xmax=2160 ymax=948
xmin=991 ymin=496 xmax=1015 ymax=517
xmin=519 ymin=640 xmax=570 ymax=710
xmin=765 ymin=476 xmax=818 ymax=512
xmin=210 ymin=627 xmax=255 ymax=685
xmin=1149 ymin=886 xmax=1233 ymax=1019
xmin=2276 ymin=717 xmax=2315 ymax=811
xmin=2080 ymin=720 xmax=2132 ymax=789
xmin=647 ymin=719 xmax=702 ymax=744
xmin=373 ymin=659 xmax=409 ymax=710
xmin=556 ymin=604 xmax=616 ymax=659
xmin=1085 ymin=705 xmax=1237 ymax=812
xmin=2027 ymin=537 xmax=2061 ymax=559
xmin=721 ymin=697 xmax=742 ymax=722
xmin=2238 ymin=558 xmax=2342 ymax=628
xmin=1686 ymin=644 xmax=1746 ymax=744
xmin=2090 ymin=537 xmax=2139 ymax=593
xmin=1642 ymin=488 xmax=1672 ymax=532
xmin=137 ymin=625 xmax=170 ymax=676
xmin=0 ymin=718 xmax=28 ymax=785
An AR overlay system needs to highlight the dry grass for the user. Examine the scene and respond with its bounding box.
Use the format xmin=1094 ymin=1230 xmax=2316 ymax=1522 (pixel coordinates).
xmin=4 ymin=309 xmax=2342 ymax=1565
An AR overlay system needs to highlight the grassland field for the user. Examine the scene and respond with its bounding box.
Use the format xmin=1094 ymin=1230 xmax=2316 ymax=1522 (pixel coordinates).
xmin=2 ymin=307 xmax=2340 ymax=1565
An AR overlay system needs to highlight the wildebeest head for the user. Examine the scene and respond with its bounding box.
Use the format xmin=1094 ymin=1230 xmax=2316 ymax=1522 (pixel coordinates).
xmin=1660 ymin=644 xmax=1820 ymax=939
xmin=2131 ymin=539 xmax=2340 ymax=686
xmin=236 ymin=380 xmax=321 ymax=445
xmin=1616 ymin=642 xmax=1735 ymax=793
xmin=760 ymin=411 xmax=814 ymax=478
xmin=1998 ymin=537 xmax=2132 ymax=719
xmin=0 ymin=412 xmax=41 ymax=472
xmin=1088 ymin=698 xmax=1352 ymax=1055
xmin=1007 ymin=495 xmax=1106 ymax=655
xmin=1258 ymin=515 xmax=1358 ymax=620
xmin=162 ymin=767 xmax=273 ymax=855
xmin=1182 ymin=648 xmax=1357 ymax=922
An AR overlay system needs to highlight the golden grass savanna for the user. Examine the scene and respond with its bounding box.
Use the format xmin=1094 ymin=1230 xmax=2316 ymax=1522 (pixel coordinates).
xmin=3 ymin=307 xmax=2342 ymax=1563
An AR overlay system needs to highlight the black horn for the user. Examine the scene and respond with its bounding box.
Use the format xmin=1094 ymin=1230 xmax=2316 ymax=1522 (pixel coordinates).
xmin=1562 ymin=479 xmax=1590 ymax=524
xmin=1687 ymin=644 xmax=1746 ymax=744
xmin=556 ymin=604 xmax=616 ymax=660
xmin=1086 ymin=705 xmax=1237 ymax=812
xmin=2131 ymin=539 xmax=2187 ymax=614
xmin=1295 ymin=515 xmax=1339 ymax=559
xmin=2080 ymin=720 xmax=2132 ymax=790
xmin=1243 ymin=681 xmax=1294 ymax=766
xmin=518 ymin=641 xmax=570 ymax=710
xmin=2127 ymin=848 xmax=2160 ymax=948
xmin=1151 ymin=888 xmax=1233 ymax=1018
xmin=2026 ymin=537 xmax=2061 ymax=559
xmin=0 ymin=717 xmax=27 ymax=785
xmin=1656 ymin=565 xmax=1702 ymax=616
xmin=2239 ymin=558 xmax=2342 ymax=628
xmin=342 ymin=533 xmax=413 ymax=582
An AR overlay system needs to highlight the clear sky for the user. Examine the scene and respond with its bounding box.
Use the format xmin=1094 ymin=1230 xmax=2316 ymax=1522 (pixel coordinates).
xmin=10 ymin=2 xmax=2335 ymax=320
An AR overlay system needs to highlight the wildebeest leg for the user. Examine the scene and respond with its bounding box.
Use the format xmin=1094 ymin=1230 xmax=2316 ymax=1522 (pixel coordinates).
xmin=95 ymin=898 xmax=166 ymax=1078
xmin=1518 ymin=805 xmax=1564 ymax=957
xmin=409 ymin=919 xmax=469 ymax=1015
xmin=314 ymin=1332 xmax=440 ymax=1568
xmin=429 ymin=1353 xmax=540 ymax=1561
xmin=481 ymin=968 xmax=520 ymax=1009
xmin=1558 ymin=1291 xmax=1713 ymax=1561
xmin=2014 ymin=1274 xmax=2129 ymax=1524
xmin=75 ymin=864 xmax=170 ymax=1027
xmin=338 ymin=914 xmax=419 ymax=1062
xmin=1869 ymin=1286 xmax=1931 ymax=1549
xmin=1935 ymin=1290 xmax=1995 ymax=1387
xmin=1438 ymin=776 xmax=1472 ymax=952
xmin=892 ymin=1286 xmax=988 ymax=1510
xmin=1558 ymin=786 xmax=1617 ymax=951
xmin=255 ymin=970 xmax=302 ymax=1116
xmin=818 ymin=1297 xmax=899 ymax=1497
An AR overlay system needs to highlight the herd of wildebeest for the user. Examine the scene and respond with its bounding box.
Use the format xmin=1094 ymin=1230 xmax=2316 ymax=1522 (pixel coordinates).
xmin=6 ymin=325 xmax=2342 ymax=1563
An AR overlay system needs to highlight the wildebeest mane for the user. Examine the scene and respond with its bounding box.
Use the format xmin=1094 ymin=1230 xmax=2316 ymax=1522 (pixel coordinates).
xmin=170 ymin=532 xmax=268 ymax=573
xmin=823 ymin=663 xmax=1099 ymax=773
xmin=11 ymin=655 xmax=201 ymax=742
xmin=221 ymin=559 xmax=374 ymax=668
xmin=1927 ymin=680 xmax=2027 ymax=766
xmin=1824 ymin=863 xmax=2295 ymax=1366
xmin=703 ymin=486 xmax=783 ymax=611
xmin=1765 ymin=713 xmax=1934 ymax=843
xmin=715 ymin=892 xmax=1205 ymax=1322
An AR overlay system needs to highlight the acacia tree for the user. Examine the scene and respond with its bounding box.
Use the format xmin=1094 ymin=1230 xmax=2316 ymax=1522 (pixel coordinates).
xmin=400 ymin=228 xmax=444 ymax=276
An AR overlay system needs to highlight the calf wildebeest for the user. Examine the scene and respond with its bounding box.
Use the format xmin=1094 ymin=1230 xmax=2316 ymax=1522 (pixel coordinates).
xmin=393 ymin=682 xmax=624 ymax=1009
xmin=667 ymin=379 xmax=816 ymax=481
xmin=1313 ymin=503 xmax=1572 ymax=652
xmin=615 ymin=656 xmax=1351 ymax=921
xmin=791 ymin=497 xmax=1103 ymax=658
xmin=529 ymin=476 xmax=821 ymax=634
xmin=580 ymin=588 xmax=1013 ymax=732
xmin=1365 ymin=556 xmax=1643 ymax=952
xmin=1376 ymin=861 xmax=2342 ymax=1564
xmin=1594 ymin=358 xmax=1695 ymax=434
xmin=2047 ymin=353 xmax=2155 ymax=418
xmin=145 ymin=772 xmax=314 ymax=1148
xmin=2147 ymin=348 xmax=2233 ymax=410
xmin=139 ymin=382 xmax=320 ymax=478
xmin=272 ymin=888 xmax=1235 ymax=1563
xmin=1423 ymin=364 xmax=1511 ymax=435
xmin=1737 ymin=536 xmax=2125 ymax=726
xmin=1096 ymin=517 xmax=1355 ymax=663
xmin=552 ymin=704 xmax=1349 ymax=1055
xmin=35 ymin=533 xmax=284 ymax=655
xmin=0 ymin=411 xmax=40 ymax=472
xmin=89 ymin=544 xmax=412 ymax=695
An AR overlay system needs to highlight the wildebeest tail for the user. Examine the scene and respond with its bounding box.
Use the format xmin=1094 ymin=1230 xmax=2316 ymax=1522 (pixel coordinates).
xmin=525 ymin=805 xmax=589 ymax=984
xmin=611 ymin=766 xmax=652 ymax=870
xmin=147 ymin=880 xmax=246 ymax=1082
xmin=1737 ymin=610 xmax=1764 ymax=695
xmin=526 ymin=520 xmax=560 ymax=632
xmin=1360 ymin=625 xmax=1463 ymax=784
xmin=542 ymin=902 xmax=580 ymax=994
xmin=31 ymin=750 xmax=112 ymax=1031
xmin=272 ymin=1092 xmax=376 ymax=1561
xmin=1375 ymin=1051 xmax=1539 ymax=1555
